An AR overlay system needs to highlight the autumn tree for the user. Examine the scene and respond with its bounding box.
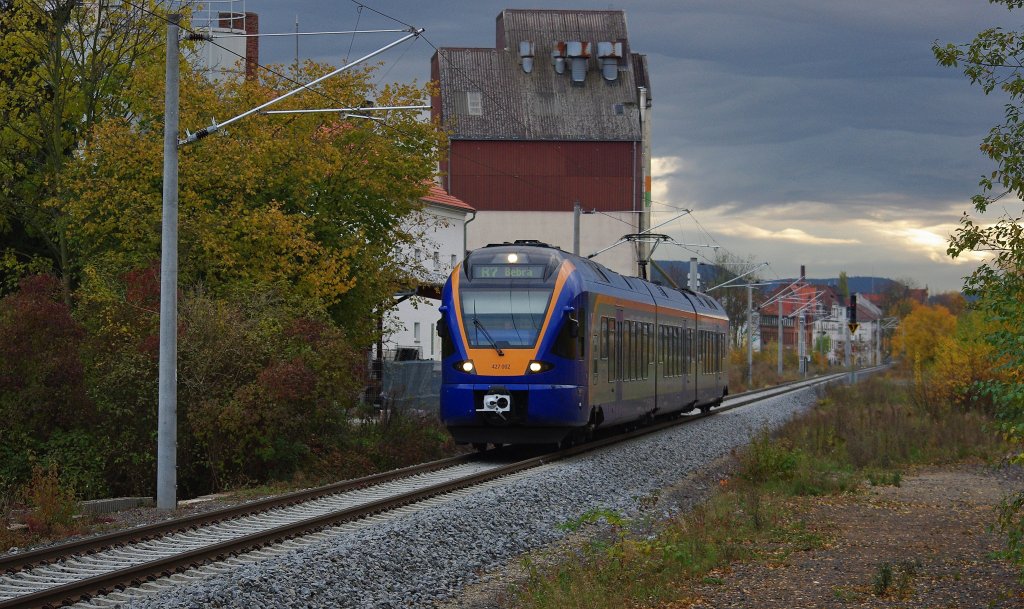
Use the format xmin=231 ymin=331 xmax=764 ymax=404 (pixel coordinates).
xmin=878 ymin=277 xmax=920 ymax=318
xmin=935 ymin=2 xmax=1024 ymax=571
xmin=935 ymin=1 xmax=1024 ymax=440
xmin=60 ymin=42 xmax=444 ymax=493
xmin=0 ymin=0 xmax=171 ymax=303
xmin=892 ymin=302 xmax=957 ymax=369
xmin=929 ymin=291 xmax=967 ymax=316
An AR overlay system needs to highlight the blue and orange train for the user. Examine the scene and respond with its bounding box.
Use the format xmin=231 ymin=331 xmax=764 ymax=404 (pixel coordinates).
xmin=437 ymin=240 xmax=729 ymax=447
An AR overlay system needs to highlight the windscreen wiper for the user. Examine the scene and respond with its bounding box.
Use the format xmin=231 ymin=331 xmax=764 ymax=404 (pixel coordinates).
xmin=473 ymin=317 xmax=505 ymax=356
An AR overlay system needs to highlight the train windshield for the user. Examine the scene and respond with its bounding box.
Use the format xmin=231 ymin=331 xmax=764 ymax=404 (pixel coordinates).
xmin=460 ymin=288 xmax=553 ymax=349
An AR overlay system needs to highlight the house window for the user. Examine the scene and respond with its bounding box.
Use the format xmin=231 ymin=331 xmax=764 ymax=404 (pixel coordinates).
xmin=433 ymin=251 xmax=440 ymax=269
xmin=414 ymin=322 xmax=421 ymax=343
xmin=414 ymin=248 xmax=421 ymax=260
xmin=467 ymin=91 xmax=482 ymax=116
xmin=450 ymin=254 xmax=457 ymax=268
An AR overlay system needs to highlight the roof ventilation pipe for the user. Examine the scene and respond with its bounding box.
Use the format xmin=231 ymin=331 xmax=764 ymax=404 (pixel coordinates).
xmin=567 ymin=40 xmax=590 ymax=84
xmin=551 ymin=41 xmax=566 ymax=74
xmin=519 ymin=40 xmax=535 ymax=73
xmin=597 ymin=41 xmax=623 ymax=82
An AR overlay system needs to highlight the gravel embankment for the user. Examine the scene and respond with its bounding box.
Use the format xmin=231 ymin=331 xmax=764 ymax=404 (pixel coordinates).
xmin=125 ymin=387 xmax=822 ymax=609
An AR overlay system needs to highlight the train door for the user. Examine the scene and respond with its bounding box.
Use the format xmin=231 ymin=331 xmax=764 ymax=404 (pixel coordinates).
xmin=684 ymin=319 xmax=696 ymax=405
xmin=615 ymin=308 xmax=624 ymax=404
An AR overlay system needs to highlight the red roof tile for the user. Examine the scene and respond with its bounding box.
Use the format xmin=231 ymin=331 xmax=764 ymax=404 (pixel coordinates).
xmin=420 ymin=183 xmax=475 ymax=212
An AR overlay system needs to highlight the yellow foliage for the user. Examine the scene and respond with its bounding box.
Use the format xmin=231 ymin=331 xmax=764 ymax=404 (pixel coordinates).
xmin=931 ymin=335 xmax=997 ymax=408
xmin=892 ymin=303 xmax=956 ymax=367
xmin=62 ymin=51 xmax=444 ymax=318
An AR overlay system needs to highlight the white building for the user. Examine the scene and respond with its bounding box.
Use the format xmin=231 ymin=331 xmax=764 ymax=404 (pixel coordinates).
xmin=813 ymin=293 xmax=883 ymax=366
xmin=383 ymin=184 xmax=475 ymax=361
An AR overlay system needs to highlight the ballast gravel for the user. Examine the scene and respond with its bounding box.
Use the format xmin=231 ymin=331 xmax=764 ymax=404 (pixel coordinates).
xmin=126 ymin=386 xmax=822 ymax=609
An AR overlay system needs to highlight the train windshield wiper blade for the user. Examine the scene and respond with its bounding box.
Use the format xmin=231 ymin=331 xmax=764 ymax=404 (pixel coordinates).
xmin=473 ymin=317 xmax=504 ymax=356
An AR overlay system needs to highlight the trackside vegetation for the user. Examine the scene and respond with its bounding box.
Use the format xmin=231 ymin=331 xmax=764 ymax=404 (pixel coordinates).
xmin=0 ymin=2 xmax=455 ymax=546
xmin=511 ymin=373 xmax=1010 ymax=609
xmin=935 ymin=0 xmax=1024 ymax=577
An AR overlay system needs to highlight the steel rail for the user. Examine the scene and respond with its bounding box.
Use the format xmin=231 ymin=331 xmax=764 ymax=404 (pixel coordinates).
xmin=0 ymin=367 xmax=882 ymax=609
xmin=0 ymin=453 xmax=479 ymax=574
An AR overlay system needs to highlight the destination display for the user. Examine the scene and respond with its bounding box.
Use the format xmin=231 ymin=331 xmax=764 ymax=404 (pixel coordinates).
xmin=472 ymin=264 xmax=546 ymax=279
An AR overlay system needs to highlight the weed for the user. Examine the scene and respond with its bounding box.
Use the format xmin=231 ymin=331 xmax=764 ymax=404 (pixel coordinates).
xmin=866 ymin=469 xmax=902 ymax=487
xmin=873 ymin=561 xmax=894 ymax=596
xmin=512 ymin=372 xmax=1005 ymax=609
xmin=559 ymin=508 xmax=625 ymax=532
xmin=20 ymin=465 xmax=80 ymax=538
xmin=872 ymin=558 xmax=921 ymax=598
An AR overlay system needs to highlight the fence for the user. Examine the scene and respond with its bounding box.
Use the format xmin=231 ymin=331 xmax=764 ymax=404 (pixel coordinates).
xmin=378 ymin=359 xmax=442 ymax=414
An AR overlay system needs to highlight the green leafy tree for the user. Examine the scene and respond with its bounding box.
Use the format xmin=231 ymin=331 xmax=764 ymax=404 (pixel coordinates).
xmin=66 ymin=55 xmax=443 ymax=340
xmin=935 ymin=0 xmax=1024 ymax=573
xmin=0 ymin=0 xmax=169 ymax=303
xmin=934 ymin=0 xmax=1024 ymax=451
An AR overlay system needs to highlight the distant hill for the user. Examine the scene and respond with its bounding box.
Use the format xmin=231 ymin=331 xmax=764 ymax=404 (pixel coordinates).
xmin=778 ymin=276 xmax=899 ymax=294
xmin=650 ymin=261 xmax=898 ymax=295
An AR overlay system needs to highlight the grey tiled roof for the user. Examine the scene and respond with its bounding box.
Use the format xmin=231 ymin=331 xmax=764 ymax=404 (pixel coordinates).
xmin=434 ymin=9 xmax=650 ymax=142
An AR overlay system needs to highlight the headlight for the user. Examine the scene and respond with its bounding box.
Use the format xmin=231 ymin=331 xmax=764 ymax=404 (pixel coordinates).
xmin=455 ymin=360 xmax=475 ymax=373
xmin=525 ymin=360 xmax=553 ymax=374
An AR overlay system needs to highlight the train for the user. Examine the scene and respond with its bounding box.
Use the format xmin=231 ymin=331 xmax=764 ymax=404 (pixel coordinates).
xmin=437 ymin=240 xmax=729 ymax=448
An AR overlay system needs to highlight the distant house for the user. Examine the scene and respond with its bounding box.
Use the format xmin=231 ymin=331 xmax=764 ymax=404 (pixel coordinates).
xmin=383 ymin=184 xmax=475 ymax=362
xmin=758 ymin=278 xmax=841 ymax=354
xmin=431 ymin=9 xmax=653 ymax=276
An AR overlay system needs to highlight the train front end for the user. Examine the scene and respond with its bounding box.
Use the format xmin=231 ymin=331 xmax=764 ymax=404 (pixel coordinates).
xmin=438 ymin=243 xmax=587 ymax=446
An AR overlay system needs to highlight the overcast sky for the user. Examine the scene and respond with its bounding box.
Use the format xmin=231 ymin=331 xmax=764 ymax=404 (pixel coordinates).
xmin=226 ymin=0 xmax=1012 ymax=293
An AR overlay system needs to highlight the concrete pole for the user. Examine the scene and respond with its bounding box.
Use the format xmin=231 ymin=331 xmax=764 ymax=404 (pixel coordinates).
xmin=798 ymin=313 xmax=805 ymax=377
xmin=746 ymin=285 xmax=753 ymax=386
xmin=876 ymin=319 xmax=881 ymax=365
xmin=638 ymin=87 xmax=651 ymax=278
xmin=777 ymin=299 xmax=783 ymax=378
xmin=844 ymin=322 xmax=853 ymax=384
xmin=573 ymin=201 xmax=580 ymax=256
xmin=157 ymin=14 xmax=180 ymax=511
xmin=689 ymin=257 xmax=698 ymax=291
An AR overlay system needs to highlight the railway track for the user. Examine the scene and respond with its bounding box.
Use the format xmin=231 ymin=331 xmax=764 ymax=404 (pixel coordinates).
xmin=0 ymin=369 xmax=875 ymax=609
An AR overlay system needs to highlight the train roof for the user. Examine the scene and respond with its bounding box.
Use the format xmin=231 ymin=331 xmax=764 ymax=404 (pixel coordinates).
xmin=477 ymin=240 xmax=727 ymax=317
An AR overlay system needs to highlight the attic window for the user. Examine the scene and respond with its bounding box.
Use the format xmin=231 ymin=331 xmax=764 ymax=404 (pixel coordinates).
xmin=466 ymin=92 xmax=482 ymax=116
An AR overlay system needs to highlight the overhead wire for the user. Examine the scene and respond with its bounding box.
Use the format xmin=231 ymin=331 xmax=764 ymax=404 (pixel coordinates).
xmin=138 ymin=1 xmax=749 ymax=274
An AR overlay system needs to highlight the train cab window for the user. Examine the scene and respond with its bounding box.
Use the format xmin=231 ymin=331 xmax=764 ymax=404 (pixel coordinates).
xmin=460 ymin=288 xmax=553 ymax=349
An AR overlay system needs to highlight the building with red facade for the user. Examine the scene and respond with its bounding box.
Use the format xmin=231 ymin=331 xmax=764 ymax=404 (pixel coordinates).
xmin=431 ymin=9 xmax=652 ymax=275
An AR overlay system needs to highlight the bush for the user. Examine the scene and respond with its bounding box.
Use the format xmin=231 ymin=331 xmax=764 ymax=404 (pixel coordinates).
xmin=180 ymin=288 xmax=367 ymax=492
xmin=20 ymin=465 xmax=81 ymax=538
xmin=0 ymin=274 xmax=91 ymax=440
